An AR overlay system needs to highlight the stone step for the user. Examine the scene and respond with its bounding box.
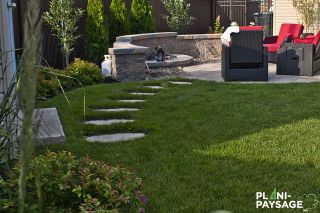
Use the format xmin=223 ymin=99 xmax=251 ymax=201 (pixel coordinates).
xmin=169 ymin=81 xmax=192 ymax=85
xmin=84 ymin=119 xmax=134 ymax=126
xmin=144 ymin=86 xmax=164 ymax=89
xmin=86 ymin=133 xmax=145 ymax=143
xmin=94 ymin=108 xmax=140 ymax=112
xmin=130 ymin=92 xmax=156 ymax=96
xmin=118 ymin=99 xmax=146 ymax=103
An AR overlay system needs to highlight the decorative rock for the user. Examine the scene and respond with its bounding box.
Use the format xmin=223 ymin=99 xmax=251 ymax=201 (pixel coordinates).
xmin=144 ymin=86 xmax=164 ymax=89
xmin=169 ymin=81 xmax=192 ymax=85
xmin=118 ymin=99 xmax=146 ymax=103
xmin=86 ymin=133 xmax=145 ymax=143
xmin=94 ymin=108 xmax=140 ymax=112
xmin=130 ymin=92 xmax=156 ymax=96
xmin=84 ymin=119 xmax=134 ymax=126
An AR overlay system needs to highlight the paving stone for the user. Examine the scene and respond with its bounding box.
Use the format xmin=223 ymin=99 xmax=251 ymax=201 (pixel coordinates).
xmin=86 ymin=133 xmax=145 ymax=143
xmin=18 ymin=108 xmax=66 ymax=144
xmin=169 ymin=81 xmax=192 ymax=85
xmin=84 ymin=119 xmax=134 ymax=126
xmin=94 ymin=108 xmax=140 ymax=112
xmin=118 ymin=100 xmax=146 ymax=103
xmin=145 ymin=86 xmax=164 ymax=89
xmin=130 ymin=92 xmax=156 ymax=96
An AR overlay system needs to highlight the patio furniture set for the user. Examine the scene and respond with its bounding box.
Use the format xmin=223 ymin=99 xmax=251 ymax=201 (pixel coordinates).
xmin=221 ymin=23 xmax=320 ymax=82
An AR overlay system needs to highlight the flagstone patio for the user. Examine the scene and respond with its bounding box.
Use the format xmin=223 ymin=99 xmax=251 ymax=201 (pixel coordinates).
xmin=183 ymin=63 xmax=320 ymax=83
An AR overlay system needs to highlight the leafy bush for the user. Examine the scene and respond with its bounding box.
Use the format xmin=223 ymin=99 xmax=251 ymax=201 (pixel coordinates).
xmin=109 ymin=0 xmax=131 ymax=43
xmin=85 ymin=0 xmax=109 ymax=65
xmin=214 ymin=15 xmax=224 ymax=33
xmin=65 ymin=58 xmax=104 ymax=86
xmin=161 ymin=0 xmax=196 ymax=34
xmin=0 ymin=151 xmax=147 ymax=212
xmin=36 ymin=59 xmax=104 ymax=100
xmin=36 ymin=67 xmax=61 ymax=100
xmin=131 ymin=0 xmax=155 ymax=34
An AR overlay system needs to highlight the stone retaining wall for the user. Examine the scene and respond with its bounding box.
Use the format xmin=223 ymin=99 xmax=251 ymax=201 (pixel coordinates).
xmin=109 ymin=32 xmax=222 ymax=81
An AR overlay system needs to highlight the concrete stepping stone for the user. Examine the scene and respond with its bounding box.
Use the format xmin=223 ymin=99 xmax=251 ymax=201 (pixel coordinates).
xmin=130 ymin=92 xmax=156 ymax=96
xmin=118 ymin=100 xmax=146 ymax=103
xmin=84 ymin=119 xmax=134 ymax=126
xmin=169 ymin=81 xmax=192 ymax=85
xmin=145 ymin=86 xmax=164 ymax=89
xmin=86 ymin=133 xmax=145 ymax=143
xmin=94 ymin=108 xmax=140 ymax=112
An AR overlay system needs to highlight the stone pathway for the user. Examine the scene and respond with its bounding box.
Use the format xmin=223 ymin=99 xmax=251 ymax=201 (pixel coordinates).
xmin=130 ymin=92 xmax=157 ymax=96
xmin=170 ymin=81 xmax=193 ymax=85
xmin=86 ymin=133 xmax=146 ymax=143
xmin=84 ymin=119 xmax=134 ymax=126
xmin=118 ymin=99 xmax=146 ymax=103
xmin=183 ymin=63 xmax=320 ymax=83
xmin=85 ymin=83 xmax=195 ymax=143
xmin=145 ymin=86 xmax=164 ymax=89
xmin=94 ymin=108 xmax=140 ymax=112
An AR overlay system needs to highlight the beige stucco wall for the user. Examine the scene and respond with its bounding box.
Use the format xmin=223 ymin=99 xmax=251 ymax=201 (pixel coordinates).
xmin=273 ymin=0 xmax=320 ymax=35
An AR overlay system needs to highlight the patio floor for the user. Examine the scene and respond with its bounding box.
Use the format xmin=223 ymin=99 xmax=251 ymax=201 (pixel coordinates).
xmin=183 ymin=63 xmax=320 ymax=83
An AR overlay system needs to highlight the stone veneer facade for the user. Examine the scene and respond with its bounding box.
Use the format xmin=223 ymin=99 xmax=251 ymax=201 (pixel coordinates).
xmin=109 ymin=32 xmax=222 ymax=82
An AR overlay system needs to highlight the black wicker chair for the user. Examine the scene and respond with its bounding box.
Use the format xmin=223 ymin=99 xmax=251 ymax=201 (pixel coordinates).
xmin=221 ymin=28 xmax=268 ymax=81
xmin=277 ymin=32 xmax=320 ymax=76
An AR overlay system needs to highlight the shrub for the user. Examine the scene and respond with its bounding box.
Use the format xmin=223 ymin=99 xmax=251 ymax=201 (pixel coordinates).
xmin=36 ymin=59 xmax=104 ymax=100
xmin=131 ymin=0 xmax=155 ymax=34
xmin=0 ymin=151 xmax=146 ymax=212
xmin=85 ymin=0 xmax=109 ymax=65
xmin=109 ymin=0 xmax=130 ymax=43
xmin=36 ymin=67 xmax=61 ymax=100
xmin=161 ymin=0 xmax=196 ymax=34
xmin=65 ymin=58 xmax=104 ymax=86
xmin=214 ymin=15 xmax=224 ymax=33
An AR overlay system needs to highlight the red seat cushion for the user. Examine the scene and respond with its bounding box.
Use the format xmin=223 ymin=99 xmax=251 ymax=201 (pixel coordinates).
xmin=312 ymin=31 xmax=320 ymax=47
xmin=240 ymin=26 xmax=264 ymax=31
xmin=293 ymin=31 xmax=320 ymax=48
xmin=263 ymin=43 xmax=278 ymax=52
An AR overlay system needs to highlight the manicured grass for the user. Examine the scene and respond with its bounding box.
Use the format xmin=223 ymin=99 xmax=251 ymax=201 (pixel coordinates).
xmin=39 ymin=79 xmax=320 ymax=213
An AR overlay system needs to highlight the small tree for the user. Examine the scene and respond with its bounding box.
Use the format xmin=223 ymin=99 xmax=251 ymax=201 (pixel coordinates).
xmin=43 ymin=0 xmax=84 ymax=67
xmin=214 ymin=15 xmax=224 ymax=33
xmin=131 ymin=0 xmax=155 ymax=34
xmin=292 ymin=0 xmax=320 ymax=32
xmin=109 ymin=0 xmax=130 ymax=43
xmin=85 ymin=0 xmax=109 ymax=64
xmin=161 ymin=0 xmax=196 ymax=34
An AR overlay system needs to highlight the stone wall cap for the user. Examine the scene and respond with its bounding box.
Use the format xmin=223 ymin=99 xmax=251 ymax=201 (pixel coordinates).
xmin=177 ymin=34 xmax=222 ymax=40
xmin=116 ymin=32 xmax=178 ymax=42
xmin=109 ymin=45 xmax=148 ymax=55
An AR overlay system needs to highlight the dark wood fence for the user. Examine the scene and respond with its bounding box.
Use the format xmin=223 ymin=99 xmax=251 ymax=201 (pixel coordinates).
xmin=13 ymin=0 xmax=260 ymax=68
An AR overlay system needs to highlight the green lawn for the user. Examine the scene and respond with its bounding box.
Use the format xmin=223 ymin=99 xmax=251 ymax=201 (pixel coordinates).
xmin=39 ymin=79 xmax=320 ymax=213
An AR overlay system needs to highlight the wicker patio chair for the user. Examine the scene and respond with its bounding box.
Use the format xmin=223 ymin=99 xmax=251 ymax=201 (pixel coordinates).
xmin=277 ymin=31 xmax=320 ymax=76
xmin=221 ymin=26 xmax=268 ymax=81
xmin=263 ymin=23 xmax=304 ymax=63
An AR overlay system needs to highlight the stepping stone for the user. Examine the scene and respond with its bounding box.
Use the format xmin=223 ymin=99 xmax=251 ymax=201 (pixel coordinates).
xmin=169 ymin=81 xmax=192 ymax=85
xmin=94 ymin=108 xmax=140 ymax=112
xmin=130 ymin=92 xmax=156 ymax=96
xmin=118 ymin=100 xmax=146 ymax=103
xmin=84 ymin=119 xmax=134 ymax=126
xmin=145 ymin=86 xmax=164 ymax=89
xmin=86 ymin=133 xmax=145 ymax=143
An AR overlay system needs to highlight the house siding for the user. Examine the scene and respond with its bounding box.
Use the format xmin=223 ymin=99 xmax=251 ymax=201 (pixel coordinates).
xmin=273 ymin=0 xmax=319 ymax=35
xmin=273 ymin=0 xmax=301 ymax=35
